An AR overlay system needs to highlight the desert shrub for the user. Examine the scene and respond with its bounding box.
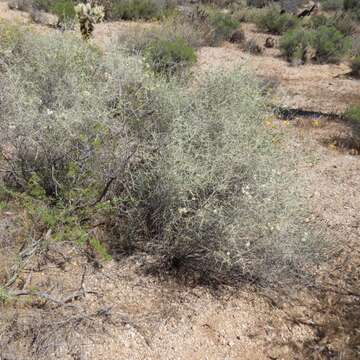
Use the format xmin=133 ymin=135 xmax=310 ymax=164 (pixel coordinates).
xmin=312 ymin=25 xmax=351 ymax=63
xmin=0 ymin=20 xmax=24 ymax=58
xmin=115 ymin=24 xmax=161 ymax=54
xmin=247 ymin=0 xmax=271 ymax=7
xmin=344 ymin=106 xmax=360 ymax=123
xmin=245 ymin=38 xmax=263 ymax=53
xmin=232 ymin=6 xmax=266 ymax=23
xmin=343 ymin=0 xmax=359 ymax=10
xmin=280 ymin=28 xmax=314 ymax=62
xmin=109 ymin=0 xmax=167 ymax=20
xmin=7 ymin=0 xmax=32 ymax=11
xmin=206 ymin=9 xmax=240 ymax=43
xmin=109 ymin=68 xmax=325 ymax=286
xmin=320 ymin=0 xmax=344 ymax=11
xmin=49 ymin=0 xmax=75 ymax=20
xmin=230 ymin=28 xmax=246 ymax=44
xmin=351 ymin=36 xmax=360 ymax=57
xmin=32 ymin=0 xmax=76 ymax=21
xmin=161 ymin=10 xmax=215 ymax=48
xmin=115 ymin=14 xmax=211 ymax=56
xmin=332 ymin=13 xmax=357 ymax=35
xmin=144 ymin=37 xmax=197 ymax=75
xmin=280 ymin=0 xmax=306 ymax=12
xmin=311 ymin=14 xmax=356 ymax=35
xmin=351 ymin=56 xmax=360 ymax=76
xmin=0 ymin=22 xmax=324 ymax=287
xmin=0 ymin=29 xmax=104 ymax=200
xmin=255 ymin=6 xmax=299 ymax=34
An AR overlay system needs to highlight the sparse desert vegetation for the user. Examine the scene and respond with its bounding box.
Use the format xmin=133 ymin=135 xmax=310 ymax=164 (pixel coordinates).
xmin=0 ymin=0 xmax=359 ymax=358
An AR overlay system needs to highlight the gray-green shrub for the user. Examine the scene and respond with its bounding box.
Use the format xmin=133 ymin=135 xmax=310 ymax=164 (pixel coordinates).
xmin=0 ymin=21 xmax=324 ymax=286
xmin=280 ymin=27 xmax=314 ymax=62
xmin=311 ymin=14 xmax=356 ymax=36
xmin=144 ymin=36 xmax=197 ymax=75
xmin=206 ymin=8 xmax=240 ymax=44
xmin=255 ymin=6 xmax=299 ymax=34
xmin=110 ymin=0 xmax=162 ymax=20
xmin=33 ymin=0 xmax=76 ymax=21
xmin=312 ymin=25 xmax=351 ymax=63
xmin=320 ymin=0 xmax=344 ymax=11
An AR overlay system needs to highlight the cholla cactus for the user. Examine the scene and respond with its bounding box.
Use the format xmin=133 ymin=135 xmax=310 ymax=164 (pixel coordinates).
xmin=75 ymin=2 xmax=104 ymax=40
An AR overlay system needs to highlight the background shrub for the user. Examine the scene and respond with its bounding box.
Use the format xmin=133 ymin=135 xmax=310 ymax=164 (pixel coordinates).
xmin=110 ymin=0 xmax=161 ymax=20
xmin=343 ymin=0 xmax=359 ymax=10
xmin=255 ymin=6 xmax=299 ymax=34
xmin=246 ymin=0 xmax=271 ymax=7
xmin=232 ymin=6 xmax=266 ymax=23
xmin=280 ymin=28 xmax=314 ymax=62
xmin=311 ymin=14 xmax=356 ymax=36
xmin=32 ymin=0 xmax=76 ymax=21
xmin=320 ymin=0 xmax=344 ymax=11
xmin=206 ymin=8 xmax=240 ymax=44
xmin=344 ymin=106 xmax=360 ymax=123
xmin=351 ymin=56 xmax=360 ymax=77
xmin=144 ymin=36 xmax=197 ymax=75
xmin=7 ymin=0 xmax=32 ymax=11
xmin=245 ymin=38 xmax=263 ymax=54
xmin=280 ymin=0 xmax=306 ymax=12
xmin=312 ymin=25 xmax=351 ymax=63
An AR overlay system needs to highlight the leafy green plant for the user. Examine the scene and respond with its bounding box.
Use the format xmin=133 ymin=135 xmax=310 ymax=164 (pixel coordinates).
xmin=144 ymin=37 xmax=197 ymax=75
xmin=255 ymin=6 xmax=299 ymax=34
xmin=312 ymin=25 xmax=351 ymax=63
xmin=280 ymin=28 xmax=314 ymax=62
